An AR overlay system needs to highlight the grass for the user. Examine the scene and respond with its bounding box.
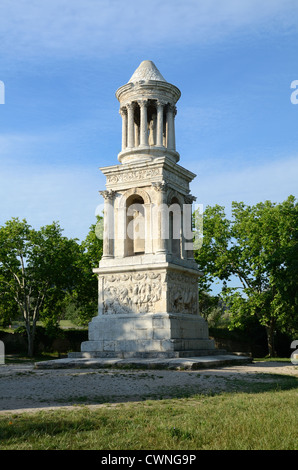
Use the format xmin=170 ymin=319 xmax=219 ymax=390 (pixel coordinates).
xmin=0 ymin=389 xmax=297 ymax=450
xmin=1 ymin=319 xmax=83 ymax=333
xmin=0 ymin=367 xmax=297 ymax=450
xmin=254 ymin=357 xmax=291 ymax=362
xmin=5 ymin=352 xmax=65 ymax=364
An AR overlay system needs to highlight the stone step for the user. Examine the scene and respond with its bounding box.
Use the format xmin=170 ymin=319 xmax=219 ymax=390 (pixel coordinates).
xmin=175 ymin=349 xmax=228 ymax=357
xmin=68 ymin=349 xmax=228 ymax=359
xmin=35 ymin=354 xmax=252 ymax=370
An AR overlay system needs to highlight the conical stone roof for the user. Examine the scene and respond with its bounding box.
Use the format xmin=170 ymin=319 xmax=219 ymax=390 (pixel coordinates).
xmin=128 ymin=60 xmax=166 ymax=83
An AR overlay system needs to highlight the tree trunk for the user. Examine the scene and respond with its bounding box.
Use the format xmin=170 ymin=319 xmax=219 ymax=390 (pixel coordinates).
xmin=26 ymin=322 xmax=35 ymax=357
xmin=27 ymin=332 xmax=34 ymax=357
xmin=265 ymin=321 xmax=276 ymax=357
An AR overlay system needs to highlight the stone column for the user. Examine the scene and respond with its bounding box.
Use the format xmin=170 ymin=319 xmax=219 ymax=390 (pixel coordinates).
xmin=120 ymin=107 xmax=127 ymax=150
xmin=153 ymin=182 xmax=168 ymax=254
xmin=99 ymin=190 xmax=116 ymax=259
xmin=127 ymin=103 xmax=135 ymax=148
xmin=166 ymin=104 xmax=176 ymax=150
xmin=139 ymin=100 xmax=148 ymax=147
xmin=134 ymin=122 xmax=140 ymax=147
xmin=156 ymin=100 xmax=164 ymax=147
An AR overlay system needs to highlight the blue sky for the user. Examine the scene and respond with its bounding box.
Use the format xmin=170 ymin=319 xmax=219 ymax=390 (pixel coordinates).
xmin=0 ymin=0 xmax=298 ymax=244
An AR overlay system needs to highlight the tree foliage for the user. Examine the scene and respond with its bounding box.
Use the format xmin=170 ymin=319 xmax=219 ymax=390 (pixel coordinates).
xmin=70 ymin=216 xmax=103 ymax=325
xmin=0 ymin=218 xmax=83 ymax=355
xmin=195 ymin=196 xmax=298 ymax=356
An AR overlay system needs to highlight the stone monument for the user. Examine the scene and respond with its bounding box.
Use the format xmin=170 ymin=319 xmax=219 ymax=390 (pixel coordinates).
xmin=74 ymin=60 xmax=219 ymax=359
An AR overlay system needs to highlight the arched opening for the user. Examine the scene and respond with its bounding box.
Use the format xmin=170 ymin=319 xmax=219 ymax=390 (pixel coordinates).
xmin=133 ymin=102 xmax=140 ymax=147
xmin=168 ymin=197 xmax=182 ymax=258
xmin=126 ymin=194 xmax=145 ymax=256
xmin=147 ymin=102 xmax=157 ymax=146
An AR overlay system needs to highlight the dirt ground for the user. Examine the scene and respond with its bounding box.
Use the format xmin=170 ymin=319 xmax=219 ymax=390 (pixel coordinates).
xmin=0 ymin=361 xmax=297 ymax=414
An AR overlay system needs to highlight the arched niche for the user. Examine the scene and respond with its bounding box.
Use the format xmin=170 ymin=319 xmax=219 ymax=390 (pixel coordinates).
xmin=167 ymin=192 xmax=184 ymax=259
xmin=119 ymin=188 xmax=151 ymax=257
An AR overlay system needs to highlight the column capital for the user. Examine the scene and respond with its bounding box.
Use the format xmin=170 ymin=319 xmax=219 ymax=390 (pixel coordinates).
xmin=126 ymin=102 xmax=136 ymax=110
xmin=156 ymin=99 xmax=167 ymax=108
xmin=184 ymin=194 xmax=196 ymax=204
xmin=152 ymin=182 xmax=168 ymax=193
xmin=138 ymin=99 xmax=149 ymax=108
xmin=167 ymin=103 xmax=177 ymax=115
xmin=99 ymin=190 xmax=116 ymax=201
xmin=119 ymin=106 xmax=127 ymax=116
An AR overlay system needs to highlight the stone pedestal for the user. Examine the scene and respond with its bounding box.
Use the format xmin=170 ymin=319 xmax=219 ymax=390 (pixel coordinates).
xmin=78 ymin=264 xmax=215 ymax=358
xmin=80 ymin=313 xmax=214 ymax=358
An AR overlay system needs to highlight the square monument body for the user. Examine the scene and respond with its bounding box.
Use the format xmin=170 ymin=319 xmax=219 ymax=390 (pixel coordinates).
xmin=75 ymin=60 xmax=217 ymax=358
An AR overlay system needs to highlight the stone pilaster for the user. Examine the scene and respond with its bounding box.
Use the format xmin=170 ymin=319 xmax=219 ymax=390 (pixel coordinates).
xmin=99 ymin=190 xmax=116 ymax=259
xmin=152 ymin=181 xmax=168 ymax=254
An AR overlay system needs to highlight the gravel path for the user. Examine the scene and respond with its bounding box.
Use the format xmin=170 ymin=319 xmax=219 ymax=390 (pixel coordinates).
xmin=0 ymin=361 xmax=297 ymax=414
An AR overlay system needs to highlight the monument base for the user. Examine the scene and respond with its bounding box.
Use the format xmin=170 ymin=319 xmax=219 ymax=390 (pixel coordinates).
xmin=68 ymin=312 xmax=222 ymax=359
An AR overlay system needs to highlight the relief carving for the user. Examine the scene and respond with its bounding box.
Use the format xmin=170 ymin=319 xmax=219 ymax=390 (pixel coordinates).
xmin=107 ymin=168 xmax=162 ymax=184
xmin=103 ymin=271 xmax=162 ymax=314
xmin=167 ymin=271 xmax=198 ymax=315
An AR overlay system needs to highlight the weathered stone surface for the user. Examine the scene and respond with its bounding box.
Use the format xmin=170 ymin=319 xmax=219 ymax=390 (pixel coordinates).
xmin=36 ymin=355 xmax=252 ymax=370
xmin=129 ymin=60 xmax=167 ymax=83
xmin=63 ymin=60 xmax=229 ymax=365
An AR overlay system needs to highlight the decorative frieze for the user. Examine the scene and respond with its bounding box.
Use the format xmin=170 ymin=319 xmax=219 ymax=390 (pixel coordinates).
xmin=105 ymin=167 xmax=190 ymax=194
xmin=102 ymin=271 xmax=163 ymax=315
xmin=106 ymin=167 xmax=162 ymax=185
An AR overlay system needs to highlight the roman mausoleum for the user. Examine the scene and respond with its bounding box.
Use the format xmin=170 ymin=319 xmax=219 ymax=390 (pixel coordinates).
xmin=75 ymin=60 xmax=219 ymax=358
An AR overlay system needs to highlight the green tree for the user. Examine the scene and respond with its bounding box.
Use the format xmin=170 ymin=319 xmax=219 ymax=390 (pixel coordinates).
xmin=195 ymin=196 xmax=298 ymax=357
xmin=198 ymin=291 xmax=225 ymax=326
xmin=70 ymin=216 xmax=103 ymax=325
xmin=0 ymin=218 xmax=82 ymax=356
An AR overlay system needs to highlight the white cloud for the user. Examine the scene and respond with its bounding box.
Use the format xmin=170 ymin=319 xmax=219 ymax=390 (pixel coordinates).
xmin=191 ymin=154 xmax=298 ymax=212
xmin=1 ymin=0 xmax=298 ymax=61
xmin=0 ymin=161 xmax=106 ymax=241
xmin=1 ymin=146 xmax=296 ymax=242
xmin=0 ymin=133 xmax=46 ymax=158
